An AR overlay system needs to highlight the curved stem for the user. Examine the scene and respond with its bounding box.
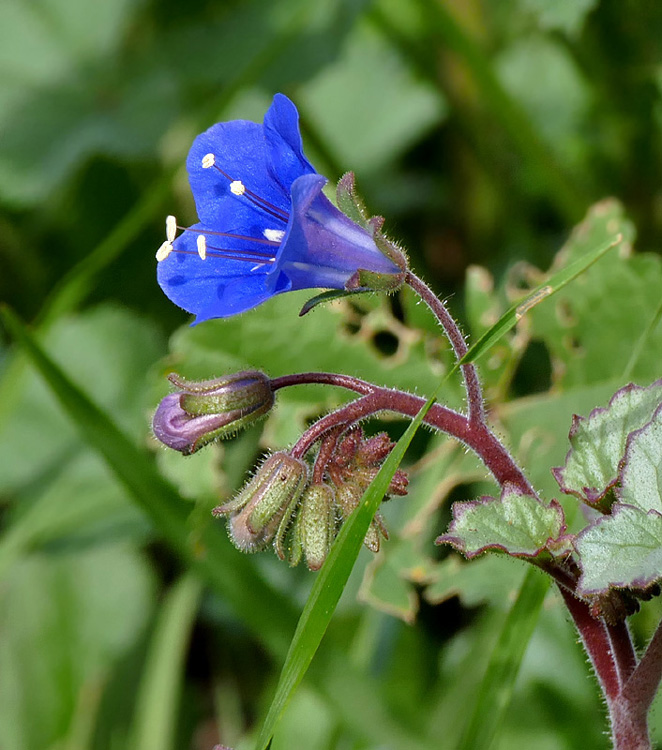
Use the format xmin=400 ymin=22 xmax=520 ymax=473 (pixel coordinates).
xmin=405 ymin=271 xmax=485 ymax=423
xmin=271 ymin=372 xmax=375 ymax=396
xmin=282 ymin=373 xmax=535 ymax=497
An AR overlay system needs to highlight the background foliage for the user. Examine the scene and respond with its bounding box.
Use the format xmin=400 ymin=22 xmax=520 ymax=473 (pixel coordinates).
xmin=1 ymin=0 xmax=662 ymax=748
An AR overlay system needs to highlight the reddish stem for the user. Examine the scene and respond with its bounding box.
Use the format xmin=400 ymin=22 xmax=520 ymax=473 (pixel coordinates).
xmin=405 ymin=271 xmax=485 ymax=423
xmin=559 ymin=588 xmax=621 ymax=700
xmin=609 ymin=621 xmax=638 ymax=688
xmin=312 ymin=425 xmax=345 ymax=484
xmin=281 ymin=372 xmax=535 ymax=497
xmin=626 ymin=618 xmax=662 ymax=716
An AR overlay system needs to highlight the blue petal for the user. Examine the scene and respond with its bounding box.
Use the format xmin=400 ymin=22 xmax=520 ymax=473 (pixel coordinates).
xmin=194 ymin=273 xmax=288 ymax=323
xmin=276 ymin=174 xmax=401 ymax=291
xmin=157 ymin=223 xmax=277 ymax=322
xmin=264 ymin=94 xmax=317 ymax=193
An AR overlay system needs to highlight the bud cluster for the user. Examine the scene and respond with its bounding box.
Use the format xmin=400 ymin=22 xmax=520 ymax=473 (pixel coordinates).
xmin=212 ymin=428 xmax=408 ymax=571
xmin=326 ymin=428 xmax=408 ymax=552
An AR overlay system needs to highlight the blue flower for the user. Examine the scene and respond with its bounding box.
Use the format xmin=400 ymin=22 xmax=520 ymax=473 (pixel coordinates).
xmin=156 ymin=94 xmax=402 ymax=322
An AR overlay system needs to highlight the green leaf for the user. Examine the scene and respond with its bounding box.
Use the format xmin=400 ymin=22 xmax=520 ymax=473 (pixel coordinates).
xmin=617 ymin=403 xmax=662 ymax=513
xmin=497 ymin=36 xmax=591 ymax=167
xmin=437 ymin=487 xmax=566 ymax=559
xmin=517 ymin=0 xmax=599 ymax=36
xmin=299 ymin=18 xmax=446 ymax=174
xmin=576 ymin=503 xmax=662 ymax=595
xmin=253 ymin=394 xmax=436 ymax=750
xmin=456 ymin=232 xmax=622 ymax=370
xmin=0 ymin=306 xmax=299 ymax=658
xmin=0 ymin=306 xmax=165 ymax=495
xmin=358 ymin=537 xmax=423 ymax=624
xmin=130 ymin=574 xmax=203 ymax=750
xmin=0 ymin=542 xmax=156 ymax=750
xmin=553 ymin=380 xmax=662 ymax=506
xmin=456 ymin=568 xmax=549 ymax=750
xmin=425 ymin=554 xmax=527 ymax=610
xmin=525 ymin=201 xmax=662 ymax=390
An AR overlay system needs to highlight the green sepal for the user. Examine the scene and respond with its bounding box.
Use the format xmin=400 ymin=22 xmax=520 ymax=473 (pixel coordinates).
xmin=299 ymin=288 xmax=366 ymax=317
xmin=345 ymin=269 xmax=406 ymax=293
xmin=336 ymin=172 xmax=371 ymax=230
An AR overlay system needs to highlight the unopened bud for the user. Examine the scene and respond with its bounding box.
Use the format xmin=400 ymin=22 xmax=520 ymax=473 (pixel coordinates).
xmin=213 ymin=453 xmax=308 ymax=552
xmin=335 ymin=480 xmax=389 ymax=553
xmin=297 ymin=484 xmax=336 ymax=571
xmin=152 ymin=370 xmax=273 ymax=454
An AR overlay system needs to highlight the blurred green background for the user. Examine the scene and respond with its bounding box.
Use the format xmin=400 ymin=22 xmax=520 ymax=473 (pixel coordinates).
xmin=2 ymin=0 xmax=662 ymax=748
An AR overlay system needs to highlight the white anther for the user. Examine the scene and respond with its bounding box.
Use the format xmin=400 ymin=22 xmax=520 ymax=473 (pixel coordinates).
xmin=156 ymin=241 xmax=173 ymax=262
xmin=166 ymin=215 xmax=177 ymax=242
xmin=201 ymin=153 xmax=215 ymax=168
xmin=197 ymin=234 xmax=207 ymax=260
xmin=230 ymin=180 xmax=245 ymax=196
xmin=263 ymin=228 xmax=285 ymax=243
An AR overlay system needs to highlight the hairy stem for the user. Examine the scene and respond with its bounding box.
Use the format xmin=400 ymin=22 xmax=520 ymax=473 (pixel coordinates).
xmin=559 ymin=589 xmax=621 ymax=700
xmin=560 ymin=589 xmax=651 ymax=750
xmin=625 ymin=618 xmax=662 ymax=718
xmin=279 ymin=372 xmax=535 ymax=496
xmin=609 ymin=697 xmax=651 ymax=750
xmin=405 ymin=271 xmax=485 ymax=423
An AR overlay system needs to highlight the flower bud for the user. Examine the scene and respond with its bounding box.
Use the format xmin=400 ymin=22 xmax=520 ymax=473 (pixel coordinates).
xmin=213 ymin=452 xmax=308 ymax=552
xmin=152 ymin=370 xmax=273 ymax=454
xmin=297 ymin=484 xmax=337 ymax=571
xmin=335 ymin=480 xmax=389 ymax=553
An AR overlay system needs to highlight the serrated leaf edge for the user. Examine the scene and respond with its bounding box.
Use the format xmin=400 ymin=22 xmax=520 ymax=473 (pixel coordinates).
xmin=575 ymin=502 xmax=662 ymax=595
xmin=436 ymin=489 xmax=566 ymax=560
xmin=552 ymin=379 xmax=662 ymax=506
xmin=615 ymin=400 xmax=662 ymax=510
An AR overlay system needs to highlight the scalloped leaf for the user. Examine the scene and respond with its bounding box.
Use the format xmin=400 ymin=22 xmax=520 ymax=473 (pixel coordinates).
xmin=617 ymin=403 xmax=662 ymax=513
xmin=436 ymin=487 xmax=566 ymax=559
xmin=576 ymin=503 xmax=662 ymax=595
xmin=553 ymin=380 xmax=662 ymax=506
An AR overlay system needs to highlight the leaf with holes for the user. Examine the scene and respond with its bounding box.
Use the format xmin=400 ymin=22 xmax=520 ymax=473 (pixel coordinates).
xmin=576 ymin=504 xmax=662 ymax=595
xmin=436 ymin=486 xmax=566 ymax=560
xmin=553 ymin=380 xmax=662 ymax=508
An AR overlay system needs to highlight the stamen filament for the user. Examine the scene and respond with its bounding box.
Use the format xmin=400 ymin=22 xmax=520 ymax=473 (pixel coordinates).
xmin=178 ymin=225 xmax=281 ymax=247
xmin=171 ymin=247 xmax=276 ymax=265
xmin=210 ymin=163 xmax=289 ymax=221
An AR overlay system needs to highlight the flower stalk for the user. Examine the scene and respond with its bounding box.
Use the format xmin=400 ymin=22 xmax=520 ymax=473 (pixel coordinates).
xmin=152 ymin=92 xmax=662 ymax=750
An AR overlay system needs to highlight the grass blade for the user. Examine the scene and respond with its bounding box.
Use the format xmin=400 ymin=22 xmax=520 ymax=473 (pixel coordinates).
xmin=253 ymin=394 xmax=436 ymax=750
xmin=457 ymin=233 xmax=622 ymax=369
xmin=0 ymin=306 xmax=298 ymax=657
xmin=457 ymin=567 xmax=549 ymax=750
xmin=130 ymin=573 xmax=203 ymax=750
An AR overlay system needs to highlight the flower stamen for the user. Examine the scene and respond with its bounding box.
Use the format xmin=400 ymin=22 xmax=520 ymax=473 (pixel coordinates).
xmin=201 ymin=153 xmax=289 ymax=223
xmin=156 ymin=241 xmax=174 ymax=262
xmin=197 ymin=235 xmax=207 ymax=260
xmin=166 ymin=215 xmax=177 ymax=242
xmin=264 ymin=229 xmax=286 ymax=242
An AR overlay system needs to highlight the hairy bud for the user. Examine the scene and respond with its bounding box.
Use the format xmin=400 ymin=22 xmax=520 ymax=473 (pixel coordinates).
xmin=152 ymin=370 xmax=273 ymax=454
xmin=327 ymin=428 xmax=408 ymax=553
xmin=297 ymin=484 xmax=337 ymax=571
xmin=213 ymin=453 xmax=308 ymax=552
